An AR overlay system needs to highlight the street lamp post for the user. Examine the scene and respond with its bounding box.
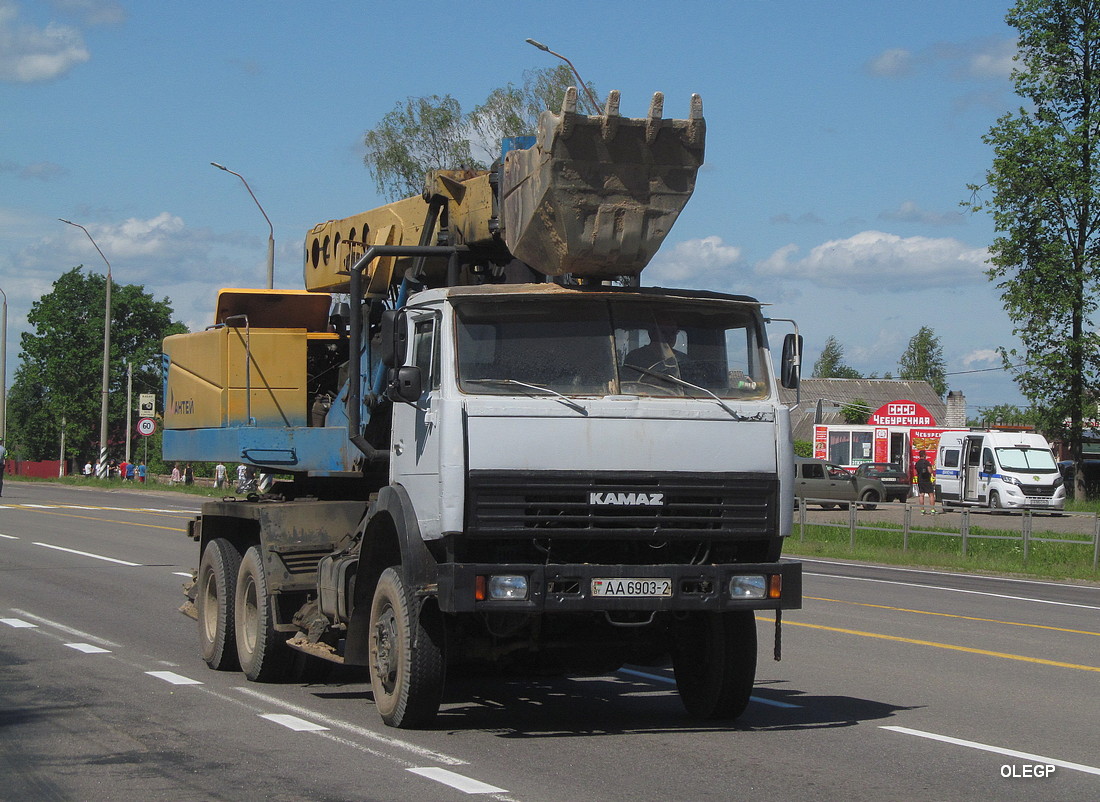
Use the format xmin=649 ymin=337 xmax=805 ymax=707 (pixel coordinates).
xmin=59 ymin=219 xmax=112 ymax=479
xmin=211 ymin=162 xmax=275 ymax=289
xmin=0 ymin=285 xmax=7 ymax=443
xmin=525 ymin=38 xmax=602 ymax=114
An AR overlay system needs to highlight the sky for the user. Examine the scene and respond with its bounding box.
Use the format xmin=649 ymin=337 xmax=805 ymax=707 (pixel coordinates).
xmin=1 ymin=0 xmax=1030 ymax=420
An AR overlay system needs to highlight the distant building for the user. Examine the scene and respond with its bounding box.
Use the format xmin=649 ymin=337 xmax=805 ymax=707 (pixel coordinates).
xmin=780 ymin=378 xmax=948 ymax=443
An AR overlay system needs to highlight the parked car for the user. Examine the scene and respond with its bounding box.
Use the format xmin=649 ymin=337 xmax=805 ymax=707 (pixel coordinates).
xmin=853 ymin=462 xmax=911 ymax=502
xmin=794 ymin=457 xmax=888 ymax=509
xmin=1058 ymin=459 xmax=1100 ymax=499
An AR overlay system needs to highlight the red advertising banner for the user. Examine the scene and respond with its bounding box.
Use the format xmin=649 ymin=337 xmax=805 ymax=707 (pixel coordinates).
xmin=869 ymin=400 xmax=935 ymax=427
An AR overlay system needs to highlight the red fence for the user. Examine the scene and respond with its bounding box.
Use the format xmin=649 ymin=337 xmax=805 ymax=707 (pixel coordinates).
xmin=5 ymin=460 xmax=67 ymax=478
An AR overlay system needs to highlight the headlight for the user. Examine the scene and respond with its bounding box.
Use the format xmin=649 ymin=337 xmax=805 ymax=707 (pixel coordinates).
xmin=1002 ymin=475 xmax=1021 ymax=486
xmin=729 ymin=574 xmax=766 ymax=599
xmin=485 ymin=574 xmax=529 ymax=600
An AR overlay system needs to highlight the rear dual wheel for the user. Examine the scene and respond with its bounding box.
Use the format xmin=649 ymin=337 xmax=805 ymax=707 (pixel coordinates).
xmin=235 ymin=545 xmax=293 ymax=682
xmin=197 ymin=539 xmax=241 ymax=671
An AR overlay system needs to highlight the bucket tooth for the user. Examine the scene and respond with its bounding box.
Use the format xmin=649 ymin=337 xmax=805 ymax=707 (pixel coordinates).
xmin=559 ymin=86 xmax=578 ymax=139
xmin=645 ymin=91 xmax=664 ymax=143
xmin=601 ymin=90 xmax=621 ymax=141
xmin=684 ymin=93 xmax=705 ymax=147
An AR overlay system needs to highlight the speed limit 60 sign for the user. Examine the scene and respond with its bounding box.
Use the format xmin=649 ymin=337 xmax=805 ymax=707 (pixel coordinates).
xmin=137 ymin=417 xmax=157 ymax=436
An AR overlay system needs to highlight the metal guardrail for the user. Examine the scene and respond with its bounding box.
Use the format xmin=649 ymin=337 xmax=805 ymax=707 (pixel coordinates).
xmin=794 ymin=497 xmax=1100 ymax=571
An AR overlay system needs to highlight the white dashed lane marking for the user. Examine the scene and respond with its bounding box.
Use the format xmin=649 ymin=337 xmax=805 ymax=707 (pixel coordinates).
xmin=146 ymin=670 xmax=203 ymax=685
xmin=408 ymin=767 xmax=507 ymax=795
xmin=65 ymin=642 xmax=111 ymax=654
xmin=261 ymin=714 xmax=330 ymax=732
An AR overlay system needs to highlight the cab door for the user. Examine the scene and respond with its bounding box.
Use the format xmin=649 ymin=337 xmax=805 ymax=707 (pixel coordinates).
xmin=390 ymin=310 xmax=443 ymax=537
xmin=962 ymin=435 xmax=984 ymax=502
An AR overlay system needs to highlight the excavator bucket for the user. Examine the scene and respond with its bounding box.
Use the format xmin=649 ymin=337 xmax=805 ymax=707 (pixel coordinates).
xmin=501 ymin=88 xmax=705 ymax=278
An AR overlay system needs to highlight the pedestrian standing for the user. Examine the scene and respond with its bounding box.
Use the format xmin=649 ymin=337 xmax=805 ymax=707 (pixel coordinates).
xmin=914 ymin=450 xmax=936 ymax=514
xmin=184 ymin=464 xmax=194 ymax=485
xmin=171 ymin=463 xmax=181 ymax=484
xmin=126 ymin=462 xmax=135 ymax=481
xmin=214 ymin=462 xmax=227 ymax=489
xmin=119 ymin=459 xmax=129 ymax=482
xmin=137 ymin=463 xmax=146 ymax=483
xmin=236 ymin=463 xmax=247 ymax=492
xmin=84 ymin=460 xmax=92 ymax=476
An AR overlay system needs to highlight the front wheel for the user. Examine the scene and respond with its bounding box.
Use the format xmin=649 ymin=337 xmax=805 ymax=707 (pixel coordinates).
xmin=369 ymin=567 xmax=446 ymax=728
xmin=672 ymin=610 xmax=757 ymax=720
xmin=235 ymin=545 xmax=293 ymax=682
xmin=989 ymin=491 xmax=1003 ymax=511
xmin=197 ymin=538 xmax=241 ymax=671
xmin=859 ymin=490 xmax=879 ymax=510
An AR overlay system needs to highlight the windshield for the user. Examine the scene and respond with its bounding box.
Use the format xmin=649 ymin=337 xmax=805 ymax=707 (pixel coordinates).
xmin=995 ymin=447 xmax=1059 ymax=473
xmin=454 ymin=296 xmax=769 ymax=399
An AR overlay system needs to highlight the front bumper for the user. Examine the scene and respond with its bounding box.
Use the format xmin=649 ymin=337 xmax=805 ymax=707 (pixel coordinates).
xmin=436 ymin=561 xmax=802 ymax=614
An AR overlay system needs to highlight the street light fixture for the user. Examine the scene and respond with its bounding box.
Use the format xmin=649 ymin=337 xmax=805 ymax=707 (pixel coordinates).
xmin=211 ymin=162 xmax=275 ymax=289
xmin=525 ymin=38 xmax=602 ymax=114
xmin=58 ymin=219 xmax=112 ymax=479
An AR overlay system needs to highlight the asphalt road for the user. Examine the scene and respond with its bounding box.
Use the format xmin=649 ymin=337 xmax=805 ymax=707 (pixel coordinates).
xmin=2 ymin=481 xmax=1098 ymax=801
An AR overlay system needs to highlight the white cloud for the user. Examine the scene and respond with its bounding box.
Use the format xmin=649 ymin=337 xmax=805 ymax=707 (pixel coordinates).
xmin=754 ymin=230 xmax=989 ymax=290
xmin=64 ymin=212 xmax=187 ymax=259
xmin=962 ymin=348 xmax=1002 ymax=368
xmin=867 ymin=37 xmax=1016 ymax=82
xmin=0 ymin=0 xmax=89 ymax=82
xmin=645 ymin=235 xmax=742 ymax=286
xmin=867 ymin=47 xmax=913 ymax=77
xmin=879 ymin=200 xmax=963 ymax=226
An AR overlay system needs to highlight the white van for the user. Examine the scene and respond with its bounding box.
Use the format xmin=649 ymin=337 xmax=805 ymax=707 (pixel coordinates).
xmin=936 ymin=430 xmax=1065 ymax=511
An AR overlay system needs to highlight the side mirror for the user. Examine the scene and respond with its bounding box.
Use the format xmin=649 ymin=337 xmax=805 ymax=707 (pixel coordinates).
xmin=379 ymin=310 xmax=406 ymax=368
xmin=983 ymin=460 xmax=994 ymax=474
xmin=389 ymin=366 xmax=423 ymax=404
xmin=781 ymin=333 xmax=803 ymax=389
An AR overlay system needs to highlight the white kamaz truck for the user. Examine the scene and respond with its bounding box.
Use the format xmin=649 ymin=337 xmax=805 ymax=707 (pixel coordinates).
xmin=165 ymin=89 xmax=803 ymax=728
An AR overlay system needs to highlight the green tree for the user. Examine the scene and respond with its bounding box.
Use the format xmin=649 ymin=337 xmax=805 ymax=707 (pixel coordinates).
xmin=968 ymin=403 xmax=1039 ymax=428
xmin=362 ymin=94 xmax=481 ymax=201
xmin=840 ymin=398 xmax=871 ymax=425
xmin=363 ymin=67 xmax=589 ymax=200
xmin=898 ymin=326 xmax=947 ymax=397
xmin=812 ymin=335 xmax=862 ymax=379
xmin=971 ymin=0 xmax=1100 ymax=494
xmin=7 ymin=267 xmax=186 ymax=462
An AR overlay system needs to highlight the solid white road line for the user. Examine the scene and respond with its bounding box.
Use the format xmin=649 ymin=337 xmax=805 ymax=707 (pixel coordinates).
xmin=33 ymin=542 xmax=141 ymax=566
xmin=0 ymin=532 xmax=18 ymax=539
xmin=407 ymin=767 xmax=507 ymax=795
xmin=260 ymin=713 xmax=329 ymax=732
xmin=882 ymin=725 xmax=1100 ymax=776
xmin=146 ymin=670 xmax=203 ymax=685
xmin=10 ymin=609 xmax=122 ymax=647
xmin=616 ymin=666 xmax=803 ymax=708
xmin=805 ymin=572 xmax=1100 ymax=612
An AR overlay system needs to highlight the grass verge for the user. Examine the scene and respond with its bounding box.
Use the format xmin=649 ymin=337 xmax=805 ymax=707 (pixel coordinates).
xmin=789 ymin=517 xmax=1098 ymax=582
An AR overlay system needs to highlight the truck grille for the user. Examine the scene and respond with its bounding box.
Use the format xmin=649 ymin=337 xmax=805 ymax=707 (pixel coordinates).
xmin=466 ymin=471 xmax=776 ymax=539
xmin=1020 ymin=485 xmax=1056 ymax=498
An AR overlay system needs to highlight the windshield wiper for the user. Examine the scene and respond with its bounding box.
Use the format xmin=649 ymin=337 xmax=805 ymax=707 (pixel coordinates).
xmin=465 ymin=378 xmax=588 ymax=415
xmin=621 ymin=365 xmax=766 ymax=421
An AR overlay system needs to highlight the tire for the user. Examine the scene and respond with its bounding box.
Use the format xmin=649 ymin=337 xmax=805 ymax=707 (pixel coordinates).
xmin=989 ymin=491 xmax=1002 ymax=511
xmin=234 ymin=545 xmax=293 ymax=682
xmin=673 ymin=610 xmax=757 ymax=720
xmin=197 ymin=538 xmax=241 ymax=671
xmin=859 ymin=490 xmax=879 ymax=510
xmin=368 ymin=567 xmax=446 ymax=728
xmin=819 ymin=502 xmax=836 ymax=510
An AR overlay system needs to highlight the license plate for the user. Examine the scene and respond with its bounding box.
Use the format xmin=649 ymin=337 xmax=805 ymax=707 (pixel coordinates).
xmin=591 ymin=578 xmax=672 ymax=597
